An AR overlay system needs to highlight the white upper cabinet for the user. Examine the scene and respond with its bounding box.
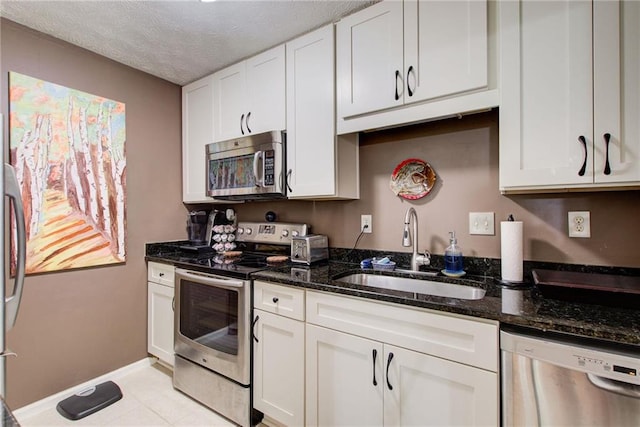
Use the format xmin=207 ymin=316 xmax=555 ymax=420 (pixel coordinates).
xmin=499 ymin=0 xmax=640 ymax=192
xmin=213 ymin=45 xmax=286 ymax=142
xmin=593 ymin=0 xmax=640 ymax=185
xmin=337 ymin=1 xmax=405 ymax=118
xmin=286 ymin=24 xmax=359 ymax=200
xmin=404 ymin=0 xmax=488 ymax=104
xmin=182 ymin=75 xmax=215 ymax=203
xmin=336 ymin=0 xmax=496 ymax=134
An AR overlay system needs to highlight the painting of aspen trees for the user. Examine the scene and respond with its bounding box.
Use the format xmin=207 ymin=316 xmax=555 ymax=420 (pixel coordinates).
xmin=9 ymin=72 xmax=126 ymax=274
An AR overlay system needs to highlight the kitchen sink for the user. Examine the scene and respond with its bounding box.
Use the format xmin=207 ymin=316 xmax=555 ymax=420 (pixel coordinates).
xmin=334 ymin=273 xmax=486 ymax=300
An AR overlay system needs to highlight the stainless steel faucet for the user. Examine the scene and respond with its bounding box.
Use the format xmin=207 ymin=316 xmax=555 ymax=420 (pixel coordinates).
xmin=402 ymin=207 xmax=431 ymax=271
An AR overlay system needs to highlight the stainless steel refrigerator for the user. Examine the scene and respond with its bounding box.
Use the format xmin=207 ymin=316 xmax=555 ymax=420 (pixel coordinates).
xmin=1 ymin=114 xmax=27 ymax=400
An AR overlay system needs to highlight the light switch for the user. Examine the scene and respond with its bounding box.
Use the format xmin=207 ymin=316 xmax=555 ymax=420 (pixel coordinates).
xmin=469 ymin=212 xmax=495 ymax=235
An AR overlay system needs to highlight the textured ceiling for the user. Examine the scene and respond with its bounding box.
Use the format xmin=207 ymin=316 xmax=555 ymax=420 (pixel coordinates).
xmin=0 ymin=0 xmax=376 ymax=86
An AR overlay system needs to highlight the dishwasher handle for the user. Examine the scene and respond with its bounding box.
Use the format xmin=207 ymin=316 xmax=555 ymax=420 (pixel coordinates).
xmin=587 ymin=373 xmax=640 ymax=399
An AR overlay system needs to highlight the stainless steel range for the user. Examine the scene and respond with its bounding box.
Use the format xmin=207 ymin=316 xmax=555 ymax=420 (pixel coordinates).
xmin=173 ymin=222 xmax=308 ymax=427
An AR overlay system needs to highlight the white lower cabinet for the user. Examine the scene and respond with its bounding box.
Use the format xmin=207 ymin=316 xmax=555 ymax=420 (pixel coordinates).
xmin=253 ymin=281 xmax=305 ymax=426
xmin=305 ymin=291 xmax=499 ymax=427
xmin=147 ymin=262 xmax=175 ymax=367
xmin=383 ymin=344 xmax=497 ymax=426
xmin=305 ymin=324 xmax=384 ymax=426
xmin=254 ymin=284 xmax=499 ymax=427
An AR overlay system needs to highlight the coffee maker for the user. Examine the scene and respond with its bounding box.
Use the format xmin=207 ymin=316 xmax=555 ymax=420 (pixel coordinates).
xmin=186 ymin=210 xmax=210 ymax=244
xmin=179 ymin=210 xmax=214 ymax=252
xmin=181 ymin=209 xmax=236 ymax=252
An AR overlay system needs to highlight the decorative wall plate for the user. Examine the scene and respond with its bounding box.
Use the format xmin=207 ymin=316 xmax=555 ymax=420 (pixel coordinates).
xmin=389 ymin=158 xmax=437 ymax=200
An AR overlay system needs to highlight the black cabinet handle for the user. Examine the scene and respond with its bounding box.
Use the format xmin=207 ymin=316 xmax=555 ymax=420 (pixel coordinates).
xmin=394 ymin=70 xmax=401 ymax=101
xmin=578 ymin=135 xmax=587 ymax=176
xmin=159 ymin=272 xmax=164 ymax=277
xmin=240 ymin=114 xmax=245 ymax=135
xmin=252 ymin=315 xmax=259 ymax=343
xmin=372 ymin=349 xmax=378 ymax=386
xmin=272 ymin=297 xmax=279 ymax=303
xmin=603 ymin=133 xmax=611 ymax=175
xmin=286 ymin=169 xmax=293 ymax=193
xmin=407 ymin=65 xmax=414 ymax=97
xmin=246 ymin=112 xmax=252 ymax=133
xmin=386 ymin=352 xmax=394 ymax=390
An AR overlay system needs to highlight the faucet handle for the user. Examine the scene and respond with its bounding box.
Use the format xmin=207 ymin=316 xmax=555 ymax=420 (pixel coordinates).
xmin=417 ymin=250 xmax=431 ymax=266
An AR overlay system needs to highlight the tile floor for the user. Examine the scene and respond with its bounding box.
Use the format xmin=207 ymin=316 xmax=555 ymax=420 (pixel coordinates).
xmin=16 ymin=363 xmax=235 ymax=426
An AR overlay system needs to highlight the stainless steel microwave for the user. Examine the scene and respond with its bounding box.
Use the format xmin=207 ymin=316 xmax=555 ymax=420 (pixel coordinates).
xmin=206 ymin=131 xmax=286 ymax=201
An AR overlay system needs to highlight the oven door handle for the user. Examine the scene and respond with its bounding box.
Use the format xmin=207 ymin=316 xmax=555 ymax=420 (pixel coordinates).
xmin=176 ymin=270 xmax=244 ymax=289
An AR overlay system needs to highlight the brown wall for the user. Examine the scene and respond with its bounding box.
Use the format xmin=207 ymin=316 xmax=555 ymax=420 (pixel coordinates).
xmin=234 ymin=111 xmax=640 ymax=268
xmin=1 ymin=20 xmax=185 ymax=408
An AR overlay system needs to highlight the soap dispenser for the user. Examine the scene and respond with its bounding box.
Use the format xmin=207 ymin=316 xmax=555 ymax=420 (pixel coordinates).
xmin=444 ymin=231 xmax=464 ymax=274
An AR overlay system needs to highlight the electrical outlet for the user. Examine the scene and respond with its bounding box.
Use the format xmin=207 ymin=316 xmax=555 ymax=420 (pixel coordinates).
xmin=469 ymin=212 xmax=495 ymax=235
xmin=361 ymin=214 xmax=372 ymax=233
xmin=568 ymin=211 xmax=591 ymax=238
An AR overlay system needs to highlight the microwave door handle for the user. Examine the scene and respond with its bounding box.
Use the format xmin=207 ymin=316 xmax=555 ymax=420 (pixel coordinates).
xmin=253 ymin=151 xmax=263 ymax=187
xmin=177 ymin=270 xmax=244 ymax=289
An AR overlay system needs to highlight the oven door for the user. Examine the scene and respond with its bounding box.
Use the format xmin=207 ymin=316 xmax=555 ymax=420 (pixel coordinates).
xmin=206 ymin=131 xmax=286 ymax=200
xmin=174 ymin=268 xmax=250 ymax=385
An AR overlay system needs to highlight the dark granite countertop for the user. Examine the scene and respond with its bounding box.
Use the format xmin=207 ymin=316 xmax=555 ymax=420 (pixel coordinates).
xmin=146 ymin=242 xmax=640 ymax=347
xmin=252 ymin=262 xmax=640 ymax=347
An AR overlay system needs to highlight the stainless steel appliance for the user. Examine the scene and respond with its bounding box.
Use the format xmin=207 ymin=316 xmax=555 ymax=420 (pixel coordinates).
xmin=206 ymin=131 xmax=286 ymax=201
xmin=1 ymin=162 xmax=27 ymax=398
xmin=174 ymin=269 xmax=251 ymax=426
xmin=173 ymin=221 xmax=308 ymax=427
xmin=291 ymin=234 xmax=328 ymax=265
xmin=501 ymin=329 xmax=640 ymax=426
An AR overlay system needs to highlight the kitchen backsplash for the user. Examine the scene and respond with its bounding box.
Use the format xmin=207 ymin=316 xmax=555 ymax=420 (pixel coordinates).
xmin=226 ymin=110 xmax=640 ymax=269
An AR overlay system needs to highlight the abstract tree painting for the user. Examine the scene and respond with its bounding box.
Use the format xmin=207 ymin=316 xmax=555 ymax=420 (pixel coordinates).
xmin=9 ymin=72 xmax=126 ymax=274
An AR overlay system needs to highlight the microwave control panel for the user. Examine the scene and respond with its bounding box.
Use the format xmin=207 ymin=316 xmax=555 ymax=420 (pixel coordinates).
xmin=264 ymin=150 xmax=275 ymax=186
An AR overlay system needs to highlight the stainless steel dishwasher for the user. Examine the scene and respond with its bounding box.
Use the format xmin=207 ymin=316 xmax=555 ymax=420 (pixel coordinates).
xmin=501 ymin=329 xmax=640 ymax=426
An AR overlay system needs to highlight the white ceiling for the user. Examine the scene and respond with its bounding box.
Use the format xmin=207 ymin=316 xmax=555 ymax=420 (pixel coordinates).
xmin=0 ymin=0 xmax=376 ymax=86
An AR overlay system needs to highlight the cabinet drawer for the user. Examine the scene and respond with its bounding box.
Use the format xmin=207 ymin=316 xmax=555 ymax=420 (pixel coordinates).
xmin=306 ymin=291 xmax=498 ymax=372
xmin=147 ymin=262 xmax=175 ymax=287
xmin=254 ymin=281 xmax=305 ymax=321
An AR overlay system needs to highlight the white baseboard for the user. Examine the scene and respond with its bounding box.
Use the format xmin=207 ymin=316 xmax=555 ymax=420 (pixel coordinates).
xmin=14 ymin=357 xmax=157 ymax=420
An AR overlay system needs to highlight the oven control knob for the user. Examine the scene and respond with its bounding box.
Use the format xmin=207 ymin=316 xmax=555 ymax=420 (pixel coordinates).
xmin=292 ymin=230 xmax=299 ymax=237
xmin=237 ymin=228 xmax=244 ymax=235
xmin=245 ymin=228 xmax=253 ymax=235
xmin=281 ymin=230 xmax=289 ymax=237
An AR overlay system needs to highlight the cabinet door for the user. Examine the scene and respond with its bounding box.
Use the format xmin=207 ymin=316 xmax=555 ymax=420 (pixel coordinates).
xmin=306 ymin=324 xmax=383 ymax=427
xmin=499 ymin=0 xmax=594 ymax=190
xmin=246 ymin=45 xmax=286 ymax=135
xmin=593 ymin=0 xmax=640 ymax=184
xmin=383 ymin=345 xmax=498 ymax=426
xmin=147 ymin=282 xmax=174 ymax=367
xmin=213 ymin=62 xmax=246 ymax=141
xmin=253 ymin=310 xmax=304 ymax=427
xmin=336 ymin=1 xmax=404 ymax=118
xmin=404 ymin=0 xmax=487 ymax=104
xmin=286 ymin=25 xmax=337 ymax=198
xmin=182 ymin=76 xmax=215 ymax=203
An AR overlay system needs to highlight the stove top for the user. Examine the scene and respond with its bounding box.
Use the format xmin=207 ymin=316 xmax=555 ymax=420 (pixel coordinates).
xmin=175 ymin=251 xmax=288 ymax=279
xmin=169 ymin=221 xmax=310 ymax=279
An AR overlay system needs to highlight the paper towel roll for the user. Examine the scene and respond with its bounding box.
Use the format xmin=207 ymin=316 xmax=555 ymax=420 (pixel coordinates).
xmin=501 ymin=221 xmax=523 ymax=283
